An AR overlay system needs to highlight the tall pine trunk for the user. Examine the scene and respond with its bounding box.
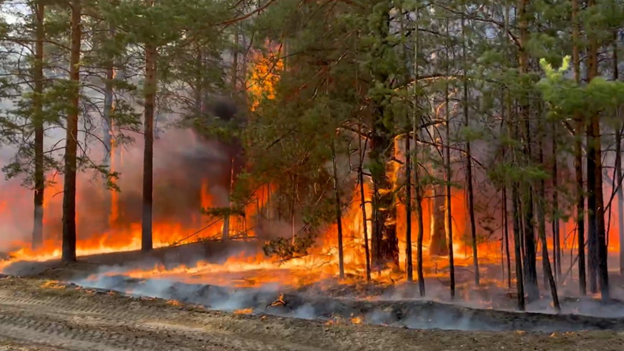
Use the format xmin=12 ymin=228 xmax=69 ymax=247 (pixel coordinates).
xmin=412 ymin=3 xmax=424 ymax=296
xmin=617 ymin=126 xmax=624 ymax=276
xmin=587 ymin=0 xmax=609 ymax=300
xmin=102 ymin=19 xmax=115 ymax=230
xmin=572 ymin=0 xmax=586 ymax=295
xmin=32 ymin=0 xmax=45 ymax=250
xmin=142 ymin=5 xmax=157 ymax=251
xmin=62 ymin=0 xmax=81 ymax=263
xmin=331 ymin=140 xmax=345 ymax=279
xmin=405 ymin=133 xmax=413 ymax=282
xmin=445 ymin=86 xmax=455 ymax=299
xmin=612 ymin=31 xmax=623 ymax=277
xmin=358 ymin=133 xmax=371 ymax=282
xmin=552 ymin=126 xmax=562 ymax=280
xmin=512 ymin=184 xmax=526 ymax=310
xmin=503 ymin=187 xmax=511 ymax=288
xmin=518 ymin=0 xmax=538 ymax=301
xmin=444 ymin=22 xmax=455 ymax=297
xmin=461 ymin=12 xmax=479 ymax=285
xmin=538 ymin=134 xmax=560 ymax=311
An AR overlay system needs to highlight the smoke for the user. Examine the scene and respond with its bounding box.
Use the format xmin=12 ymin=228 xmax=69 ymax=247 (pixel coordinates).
xmin=0 ymin=98 xmax=243 ymax=253
xmin=67 ymin=265 xmax=624 ymax=333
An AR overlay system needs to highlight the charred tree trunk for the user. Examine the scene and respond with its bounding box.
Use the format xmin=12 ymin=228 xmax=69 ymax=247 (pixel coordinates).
xmin=503 ymin=187 xmax=511 ymax=288
xmin=445 ymin=76 xmax=455 ymax=299
xmin=331 ymin=141 xmax=345 ymax=279
xmin=405 ymin=133 xmax=413 ymax=282
xmin=518 ymin=0 xmax=538 ymax=301
xmin=142 ymin=6 xmax=157 ymax=251
xmin=62 ymin=0 xmax=81 ymax=263
xmin=414 ymin=134 xmax=426 ymax=297
xmin=572 ymin=0 xmax=586 ymax=295
xmin=612 ymin=32 xmax=624 ymax=277
xmin=102 ymin=17 xmax=116 ymax=230
xmin=538 ymin=136 xmax=560 ymax=311
xmin=412 ymin=3 xmax=424 ymax=296
xmin=552 ymin=127 xmax=562 ymax=281
xmin=615 ymin=119 xmax=624 ymax=278
xmin=369 ymin=3 xmax=398 ymax=271
xmin=586 ymin=0 xmax=609 ymax=300
xmin=398 ymin=0 xmax=413 ymax=283
xmin=358 ymin=136 xmax=371 ymax=282
xmin=461 ymin=12 xmax=479 ymax=285
xmin=617 ymin=125 xmax=624 ymax=276
xmin=32 ymin=0 xmax=45 ymax=250
xmin=430 ymin=186 xmax=448 ymax=256
xmin=512 ymin=184 xmax=525 ymax=310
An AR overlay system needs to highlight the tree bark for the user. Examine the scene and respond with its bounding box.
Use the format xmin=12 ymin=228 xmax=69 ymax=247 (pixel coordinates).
xmin=142 ymin=1 xmax=157 ymax=252
xmin=369 ymin=3 xmax=398 ymax=271
xmin=617 ymin=125 xmax=624 ymax=276
xmin=587 ymin=0 xmax=609 ymax=300
xmin=102 ymin=18 xmax=115 ymax=230
xmin=572 ymin=0 xmax=586 ymax=295
xmin=412 ymin=2 xmax=424 ymax=296
xmin=611 ymin=30 xmax=623 ymax=278
xmin=445 ymin=72 xmax=455 ymax=299
xmin=358 ymin=134 xmax=371 ymax=282
xmin=512 ymin=184 xmax=525 ymax=311
xmin=518 ymin=0 xmax=538 ymax=301
xmin=538 ymin=136 xmax=560 ymax=311
xmin=331 ymin=140 xmax=345 ymax=279
xmin=552 ymin=126 xmax=562 ymax=281
xmin=503 ymin=187 xmax=511 ymax=288
xmin=461 ymin=12 xmax=479 ymax=286
xmin=405 ymin=133 xmax=413 ymax=282
xmin=32 ymin=0 xmax=45 ymax=250
xmin=62 ymin=0 xmax=81 ymax=263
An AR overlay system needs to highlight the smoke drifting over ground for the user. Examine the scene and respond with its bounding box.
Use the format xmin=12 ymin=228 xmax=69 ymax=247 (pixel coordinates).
xmin=70 ymin=265 xmax=624 ymax=333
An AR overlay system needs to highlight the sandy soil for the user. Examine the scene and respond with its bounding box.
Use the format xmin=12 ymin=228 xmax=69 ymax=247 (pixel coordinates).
xmin=0 ymin=276 xmax=622 ymax=351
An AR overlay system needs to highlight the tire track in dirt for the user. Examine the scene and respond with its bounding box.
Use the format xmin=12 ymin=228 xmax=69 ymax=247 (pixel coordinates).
xmin=0 ymin=285 xmax=322 ymax=351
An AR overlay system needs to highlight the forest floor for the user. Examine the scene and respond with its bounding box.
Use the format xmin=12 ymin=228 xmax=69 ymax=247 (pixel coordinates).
xmin=0 ymin=275 xmax=623 ymax=351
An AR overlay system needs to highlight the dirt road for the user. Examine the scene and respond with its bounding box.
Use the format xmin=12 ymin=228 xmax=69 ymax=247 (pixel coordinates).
xmin=0 ymin=276 xmax=622 ymax=351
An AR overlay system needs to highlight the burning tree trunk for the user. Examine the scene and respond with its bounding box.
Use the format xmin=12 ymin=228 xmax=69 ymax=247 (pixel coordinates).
xmin=142 ymin=2 xmax=157 ymax=251
xmin=405 ymin=133 xmax=413 ymax=282
xmin=32 ymin=0 xmax=45 ymax=250
xmin=414 ymin=133 xmax=426 ymax=297
xmin=369 ymin=3 xmax=398 ymax=272
xmin=461 ymin=12 xmax=479 ymax=285
xmin=356 ymin=105 xmax=371 ymax=281
xmin=102 ymin=19 xmax=116 ymax=230
xmin=586 ymin=0 xmax=609 ymax=300
xmin=444 ymin=48 xmax=455 ymax=297
xmin=572 ymin=0 xmax=586 ymax=295
xmin=331 ymin=140 xmax=345 ymax=279
xmin=412 ymin=3 xmax=425 ymax=297
xmin=617 ymin=120 xmax=624 ymax=276
xmin=430 ymin=186 xmax=448 ymax=257
xmin=62 ymin=0 xmax=82 ymax=263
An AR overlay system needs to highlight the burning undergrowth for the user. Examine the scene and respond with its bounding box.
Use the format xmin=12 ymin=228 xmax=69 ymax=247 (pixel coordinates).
xmin=30 ymin=248 xmax=617 ymax=334
xmin=67 ymin=268 xmax=624 ymax=333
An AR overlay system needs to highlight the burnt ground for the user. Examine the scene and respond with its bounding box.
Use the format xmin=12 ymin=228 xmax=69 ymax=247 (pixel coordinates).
xmin=0 ymin=276 xmax=623 ymax=351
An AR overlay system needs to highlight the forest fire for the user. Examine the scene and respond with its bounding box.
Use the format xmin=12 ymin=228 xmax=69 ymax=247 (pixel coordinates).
xmin=0 ymin=24 xmax=622 ymax=334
